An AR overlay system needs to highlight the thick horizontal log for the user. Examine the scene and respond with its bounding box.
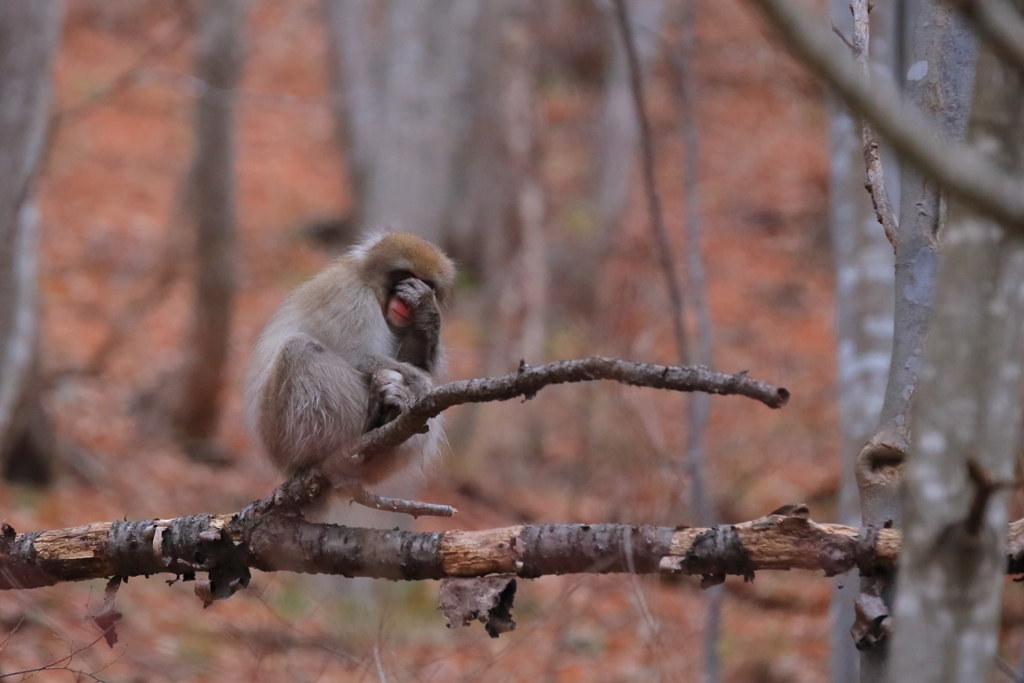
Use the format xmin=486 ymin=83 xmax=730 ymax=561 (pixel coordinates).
xmin=0 ymin=506 xmax=950 ymax=592
xmin=7 ymin=507 xmax=1024 ymax=594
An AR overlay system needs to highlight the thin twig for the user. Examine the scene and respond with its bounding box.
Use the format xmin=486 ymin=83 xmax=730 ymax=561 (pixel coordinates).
xmin=374 ymin=647 xmax=388 ymax=683
xmin=851 ymin=0 xmax=898 ymax=249
xmin=999 ymin=655 xmax=1024 ymax=683
xmin=831 ymin=22 xmax=855 ymax=51
xmin=612 ymin=0 xmax=689 ymax=361
xmin=257 ymin=357 xmax=789 ymax=515
xmin=348 ymin=484 xmax=456 ymax=518
xmin=0 ymin=633 xmax=109 ymax=681
xmin=678 ymin=0 xmax=716 ymax=527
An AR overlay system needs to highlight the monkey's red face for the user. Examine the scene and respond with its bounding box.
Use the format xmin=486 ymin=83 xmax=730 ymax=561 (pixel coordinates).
xmin=385 ymin=275 xmax=434 ymax=328
xmin=386 ymin=294 xmax=414 ymax=327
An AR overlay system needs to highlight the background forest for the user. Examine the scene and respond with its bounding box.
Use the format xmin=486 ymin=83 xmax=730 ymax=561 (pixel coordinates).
xmin=4 ymin=0 xmax=1024 ymax=681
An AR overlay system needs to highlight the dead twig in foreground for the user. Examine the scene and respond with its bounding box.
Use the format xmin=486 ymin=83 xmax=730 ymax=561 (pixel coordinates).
xmin=256 ymin=357 xmax=789 ymax=516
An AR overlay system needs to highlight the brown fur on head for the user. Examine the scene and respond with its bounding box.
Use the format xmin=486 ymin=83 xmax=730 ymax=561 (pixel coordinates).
xmin=355 ymin=231 xmax=457 ymax=311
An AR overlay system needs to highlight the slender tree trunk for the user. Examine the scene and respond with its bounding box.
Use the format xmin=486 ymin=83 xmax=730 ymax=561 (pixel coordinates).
xmin=676 ymin=3 xmax=720 ymax=681
xmin=453 ymin=1 xmax=550 ymax=472
xmin=887 ymin=29 xmax=1024 ymax=681
xmin=827 ymin=2 xmax=899 ymax=681
xmin=175 ymin=0 xmax=248 ymax=458
xmin=852 ymin=4 xmax=976 ymax=680
xmin=0 ymin=0 xmax=62 ymax=485
xmin=321 ymin=0 xmax=384 ymax=231
xmin=321 ymin=0 xmax=483 ymax=260
xmin=591 ymin=0 xmax=664 ymax=261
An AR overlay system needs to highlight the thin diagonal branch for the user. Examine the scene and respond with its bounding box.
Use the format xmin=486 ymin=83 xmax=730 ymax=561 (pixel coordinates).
xmin=255 ymin=357 xmax=789 ymax=515
xmin=612 ymin=0 xmax=689 ymax=361
xmin=954 ymin=0 xmax=1024 ymax=72
xmin=746 ymin=0 xmax=1024 ymax=230
xmin=851 ymin=0 xmax=898 ymax=248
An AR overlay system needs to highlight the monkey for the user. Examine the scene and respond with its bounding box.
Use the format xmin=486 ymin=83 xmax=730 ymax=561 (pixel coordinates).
xmin=243 ymin=231 xmax=456 ymax=489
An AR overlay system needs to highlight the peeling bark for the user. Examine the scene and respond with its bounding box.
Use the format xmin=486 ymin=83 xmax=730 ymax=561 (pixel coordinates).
xmin=0 ymin=509 xmax=909 ymax=591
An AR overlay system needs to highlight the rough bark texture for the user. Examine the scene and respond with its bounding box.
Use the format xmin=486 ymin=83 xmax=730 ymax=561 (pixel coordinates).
xmin=175 ymin=0 xmax=248 ymax=453
xmin=857 ymin=0 xmax=976 ymax=531
xmin=855 ymin=5 xmax=976 ymax=679
xmin=0 ymin=508 xmax=908 ymax=591
xmin=827 ymin=2 xmax=899 ymax=679
xmin=887 ymin=30 xmax=1024 ymax=683
xmin=0 ymin=0 xmax=62 ymax=485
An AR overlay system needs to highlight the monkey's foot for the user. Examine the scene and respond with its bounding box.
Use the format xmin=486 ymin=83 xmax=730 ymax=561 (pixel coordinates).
xmin=348 ymin=485 xmax=457 ymax=518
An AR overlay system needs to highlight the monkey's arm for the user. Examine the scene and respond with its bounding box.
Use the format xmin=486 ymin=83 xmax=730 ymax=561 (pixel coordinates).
xmin=391 ymin=277 xmax=442 ymax=373
xmin=362 ymin=277 xmax=443 ymax=428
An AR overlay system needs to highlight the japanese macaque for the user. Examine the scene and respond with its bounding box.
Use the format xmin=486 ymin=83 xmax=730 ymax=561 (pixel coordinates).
xmin=243 ymin=231 xmax=455 ymax=488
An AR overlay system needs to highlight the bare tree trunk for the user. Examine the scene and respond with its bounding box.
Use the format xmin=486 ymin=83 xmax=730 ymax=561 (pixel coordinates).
xmin=452 ymin=1 xmax=550 ymax=475
xmin=321 ymin=0 xmax=384 ymax=231
xmin=887 ymin=31 xmax=1024 ymax=681
xmin=591 ymin=0 xmax=664 ymax=261
xmin=500 ymin=1 xmax=547 ymax=365
xmin=175 ymin=0 xmax=248 ymax=460
xmin=322 ymin=0 xmax=484 ymax=261
xmin=827 ymin=3 xmax=899 ymax=682
xmin=0 ymin=0 xmax=62 ymax=485
xmin=853 ymin=3 xmax=975 ymax=679
xmin=675 ymin=2 xmax=720 ymax=681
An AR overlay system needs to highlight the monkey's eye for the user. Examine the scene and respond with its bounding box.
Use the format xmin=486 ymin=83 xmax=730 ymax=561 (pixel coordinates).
xmin=389 ymin=269 xmax=416 ymax=286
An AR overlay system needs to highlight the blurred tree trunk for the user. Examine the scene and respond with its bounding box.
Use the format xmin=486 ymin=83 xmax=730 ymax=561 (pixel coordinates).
xmin=0 ymin=0 xmax=62 ymax=485
xmin=443 ymin=1 xmax=549 ymax=473
xmin=826 ymin=2 xmax=900 ymax=682
xmin=321 ymin=0 xmax=383 ymax=234
xmin=591 ymin=0 xmax=664 ymax=264
xmin=887 ymin=31 xmax=1024 ymax=681
xmin=854 ymin=3 xmax=976 ymax=680
xmin=675 ymin=2 xmax=720 ymax=681
xmin=174 ymin=0 xmax=248 ymax=460
xmin=321 ymin=0 xmax=482 ymax=249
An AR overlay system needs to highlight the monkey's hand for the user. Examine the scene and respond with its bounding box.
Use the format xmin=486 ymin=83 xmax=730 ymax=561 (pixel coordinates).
xmin=390 ymin=278 xmax=442 ymax=373
xmin=390 ymin=278 xmax=440 ymax=332
xmin=367 ymin=365 xmax=431 ymax=428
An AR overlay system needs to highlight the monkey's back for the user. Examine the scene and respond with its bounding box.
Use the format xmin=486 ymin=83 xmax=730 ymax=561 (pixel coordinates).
xmin=243 ymin=257 xmax=390 ymax=473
